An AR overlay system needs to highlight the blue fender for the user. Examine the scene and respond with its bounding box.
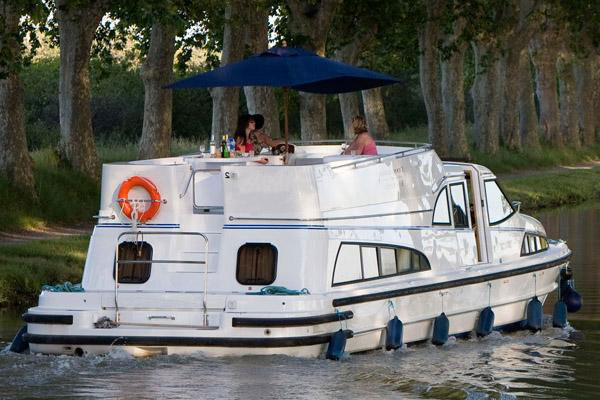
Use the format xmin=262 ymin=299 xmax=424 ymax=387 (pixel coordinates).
xmin=385 ymin=316 xmax=403 ymax=350
xmin=432 ymin=312 xmax=449 ymax=345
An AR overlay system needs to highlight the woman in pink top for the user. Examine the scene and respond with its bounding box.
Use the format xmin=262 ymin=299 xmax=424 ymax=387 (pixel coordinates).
xmin=343 ymin=115 xmax=378 ymax=155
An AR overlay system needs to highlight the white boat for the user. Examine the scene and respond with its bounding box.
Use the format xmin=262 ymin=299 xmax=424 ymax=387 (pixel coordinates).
xmin=21 ymin=143 xmax=576 ymax=358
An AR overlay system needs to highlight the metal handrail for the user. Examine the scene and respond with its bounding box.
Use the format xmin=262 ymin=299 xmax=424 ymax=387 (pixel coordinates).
xmin=330 ymin=143 xmax=432 ymax=170
xmin=114 ymin=231 xmax=210 ymax=326
xmin=228 ymin=208 xmax=432 ymax=222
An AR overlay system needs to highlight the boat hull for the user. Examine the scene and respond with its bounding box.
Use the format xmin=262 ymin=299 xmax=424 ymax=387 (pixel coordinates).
xmin=25 ymin=260 xmax=563 ymax=358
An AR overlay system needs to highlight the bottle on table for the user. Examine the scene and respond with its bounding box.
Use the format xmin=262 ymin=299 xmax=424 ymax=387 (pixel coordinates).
xmin=221 ymin=135 xmax=228 ymax=158
xmin=227 ymin=136 xmax=236 ymax=157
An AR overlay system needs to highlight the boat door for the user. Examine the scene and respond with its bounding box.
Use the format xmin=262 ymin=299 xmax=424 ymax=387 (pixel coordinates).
xmin=449 ymin=168 xmax=488 ymax=266
xmin=462 ymin=167 xmax=488 ymax=264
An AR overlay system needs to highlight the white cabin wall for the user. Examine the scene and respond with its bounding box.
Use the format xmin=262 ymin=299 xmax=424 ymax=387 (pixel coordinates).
xmin=100 ymin=162 xmax=191 ymax=224
xmin=216 ymin=229 xmax=330 ymax=293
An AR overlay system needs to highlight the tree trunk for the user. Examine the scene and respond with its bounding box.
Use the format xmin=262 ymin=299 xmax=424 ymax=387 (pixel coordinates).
xmin=471 ymin=42 xmax=501 ymax=154
xmin=557 ymin=52 xmax=580 ymax=148
xmin=211 ymin=1 xmax=245 ymax=143
xmin=57 ymin=0 xmax=105 ymax=178
xmin=441 ymin=29 xmax=469 ymax=160
xmin=418 ymin=0 xmax=447 ymax=157
xmin=499 ymin=48 xmax=522 ymax=151
xmin=0 ymin=2 xmax=35 ymax=196
xmin=286 ymin=0 xmax=341 ymax=141
xmin=139 ymin=22 xmax=176 ymax=160
xmin=574 ymin=57 xmax=596 ymax=146
xmin=334 ymin=39 xmax=363 ymax=140
xmin=517 ymin=48 xmax=540 ymax=148
xmin=243 ymin=4 xmax=280 ymax=138
xmin=338 ymin=92 xmax=360 ymax=140
xmin=529 ymin=29 xmax=561 ymax=146
xmin=361 ymin=87 xmax=389 ymax=140
xmin=594 ymin=60 xmax=600 ymax=140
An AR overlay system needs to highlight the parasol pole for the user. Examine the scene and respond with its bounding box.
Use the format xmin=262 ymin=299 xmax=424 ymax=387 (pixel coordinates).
xmin=284 ymin=87 xmax=289 ymax=163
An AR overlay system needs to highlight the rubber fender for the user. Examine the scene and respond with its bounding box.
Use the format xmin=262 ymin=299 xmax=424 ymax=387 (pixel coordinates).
xmin=552 ymin=300 xmax=568 ymax=328
xmin=432 ymin=312 xmax=449 ymax=345
xmin=476 ymin=306 xmax=495 ymax=337
xmin=563 ymin=286 xmax=582 ymax=313
xmin=385 ymin=316 xmax=403 ymax=351
xmin=526 ymin=296 xmax=543 ymax=331
xmin=9 ymin=325 xmax=29 ymax=353
xmin=326 ymin=329 xmax=347 ymax=361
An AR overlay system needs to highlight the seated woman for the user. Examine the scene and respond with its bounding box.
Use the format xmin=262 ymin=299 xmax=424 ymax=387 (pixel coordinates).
xmin=343 ymin=115 xmax=378 ymax=155
xmin=234 ymin=114 xmax=293 ymax=156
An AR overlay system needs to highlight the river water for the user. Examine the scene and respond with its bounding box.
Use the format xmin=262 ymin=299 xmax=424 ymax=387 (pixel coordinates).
xmin=1 ymin=205 xmax=598 ymax=399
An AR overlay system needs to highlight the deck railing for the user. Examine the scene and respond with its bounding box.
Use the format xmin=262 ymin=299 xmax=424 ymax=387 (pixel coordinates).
xmin=114 ymin=230 xmax=211 ymax=327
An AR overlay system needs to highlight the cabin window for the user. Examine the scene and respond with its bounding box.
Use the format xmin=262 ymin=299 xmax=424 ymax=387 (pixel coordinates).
xmin=333 ymin=244 xmax=362 ymax=284
xmin=450 ymin=183 xmax=469 ymax=228
xmin=361 ymin=247 xmax=379 ymax=279
xmin=380 ymin=248 xmax=397 ymax=276
xmin=236 ymin=243 xmax=277 ymax=285
xmin=521 ymin=233 xmax=549 ymax=256
xmin=115 ymin=241 xmax=153 ymax=284
xmin=433 ymin=187 xmax=451 ymax=225
xmin=484 ymin=180 xmax=515 ymax=225
xmin=333 ymin=243 xmax=431 ymax=286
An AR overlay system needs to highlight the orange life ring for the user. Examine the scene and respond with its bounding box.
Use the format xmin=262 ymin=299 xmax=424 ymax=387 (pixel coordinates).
xmin=117 ymin=176 xmax=161 ymax=223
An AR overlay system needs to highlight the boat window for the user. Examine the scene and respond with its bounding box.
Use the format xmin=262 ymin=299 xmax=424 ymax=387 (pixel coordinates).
xmin=521 ymin=234 xmax=549 ymax=256
xmin=333 ymin=243 xmax=431 ymax=286
xmin=450 ymin=183 xmax=469 ymax=228
xmin=380 ymin=248 xmax=397 ymax=276
xmin=528 ymin=234 xmax=536 ymax=252
xmin=361 ymin=247 xmax=379 ymax=279
xmin=115 ymin=241 xmax=153 ymax=284
xmin=396 ymin=248 xmax=412 ymax=273
xmin=236 ymin=243 xmax=277 ymax=285
xmin=333 ymin=244 xmax=362 ymax=284
xmin=521 ymin=237 xmax=529 ymax=254
xmin=484 ymin=180 xmax=515 ymax=225
xmin=433 ymin=187 xmax=451 ymax=225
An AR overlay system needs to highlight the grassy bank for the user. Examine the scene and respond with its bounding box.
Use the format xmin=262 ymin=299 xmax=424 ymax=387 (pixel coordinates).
xmin=0 ymin=236 xmax=89 ymax=308
xmin=502 ymin=168 xmax=600 ymax=211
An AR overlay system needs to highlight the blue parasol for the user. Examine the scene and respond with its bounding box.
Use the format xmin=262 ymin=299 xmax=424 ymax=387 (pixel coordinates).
xmin=168 ymin=47 xmax=400 ymax=152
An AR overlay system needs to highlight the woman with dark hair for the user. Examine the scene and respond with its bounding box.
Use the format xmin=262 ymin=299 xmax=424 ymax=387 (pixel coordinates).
xmin=234 ymin=113 xmax=289 ymax=155
xmin=234 ymin=114 xmax=263 ymax=154
xmin=343 ymin=115 xmax=378 ymax=155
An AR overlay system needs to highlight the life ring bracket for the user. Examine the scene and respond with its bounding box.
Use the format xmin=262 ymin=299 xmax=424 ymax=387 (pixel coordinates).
xmin=116 ymin=176 xmax=162 ymax=223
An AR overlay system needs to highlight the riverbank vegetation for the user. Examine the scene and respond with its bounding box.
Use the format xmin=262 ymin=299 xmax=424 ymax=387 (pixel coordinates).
xmin=0 ymin=236 xmax=88 ymax=309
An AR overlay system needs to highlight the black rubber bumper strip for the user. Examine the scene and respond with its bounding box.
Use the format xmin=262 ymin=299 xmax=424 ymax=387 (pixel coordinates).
xmin=232 ymin=311 xmax=353 ymax=327
xmin=333 ymin=253 xmax=571 ymax=307
xmin=23 ymin=330 xmax=353 ymax=348
xmin=22 ymin=313 xmax=73 ymax=325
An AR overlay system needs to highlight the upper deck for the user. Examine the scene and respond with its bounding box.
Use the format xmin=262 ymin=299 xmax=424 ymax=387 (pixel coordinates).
xmin=96 ymin=143 xmax=445 ymax=229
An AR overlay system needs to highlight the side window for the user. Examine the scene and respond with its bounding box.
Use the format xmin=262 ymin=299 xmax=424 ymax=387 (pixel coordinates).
xmin=115 ymin=241 xmax=153 ymax=284
xmin=450 ymin=183 xmax=469 ymax=228
xmin=361 ymin=247 xmax=379 ymax=279
xmin=521 ymin=234 xmax=549 ymax=256
xmin=333 ymin=243 xmax=431 ymax=286
xmin=380 ymin=248 xmax=397 ymax=276
xmin=484 ymin=180 xmax=514 ymax=225
xmin=236 ymin=243 xmax=277 ymax=285
xmin=433 ymin=187 xmax=451 ymax=225
xmin=333 ymin=244 xmax=362 ymax=284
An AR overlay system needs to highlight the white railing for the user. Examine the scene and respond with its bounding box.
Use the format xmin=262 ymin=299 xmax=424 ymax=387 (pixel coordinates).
xmin=114 ymin=230 xmax=210 ymax=327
